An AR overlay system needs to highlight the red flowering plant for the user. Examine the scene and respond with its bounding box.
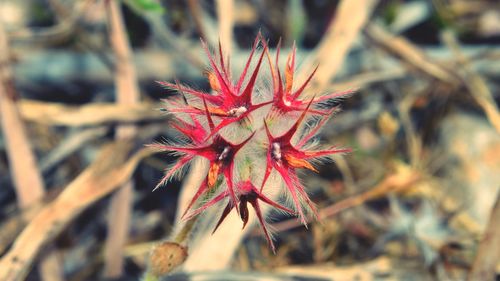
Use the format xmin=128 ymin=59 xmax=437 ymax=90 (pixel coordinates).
xmin=150 ymin=34 xmax=351 ymax=252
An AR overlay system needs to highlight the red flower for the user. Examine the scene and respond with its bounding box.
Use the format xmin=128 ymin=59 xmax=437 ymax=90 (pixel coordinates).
xmin=262 ymin=99 xmax=351 ymax=224
xmin=158 ymin=35 xmax=272 ymax=138
xmin=151 ymin=99 xmax=255 ymax=216
xmin=170 ymin=113 xmax=207 ymax=145
xmin=264 ymin=40 xmax=354 ymax=117
xmin=184 ymin=180 xmax=295 ymax=253
xmin=153 ymin=35 xmax=352 ymax=253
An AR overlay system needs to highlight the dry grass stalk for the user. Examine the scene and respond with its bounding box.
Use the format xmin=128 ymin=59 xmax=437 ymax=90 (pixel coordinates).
xmin=441 ymin=30 xmax=500 ymax=133
xmin=0 ymin=142 xmax=153 ymax=281
xmin=18 ymin=100 xmax=160 ymax=126
xmin=0 ymin=20 xmax=64 ymax=281
xmin=7 ymin=0 xmax=92 ymax=45
xmin=37 ymin=251 xmax=63 ymax=281
xmin=329 ymin=67 xmax=407 ymax=92
xmin=187 ymin=0 xmax=208 ymax=42
xmin=216 ymin=0 xmax=234 ymax=55
xmin=0 ymin=213 xmax=26 ymax=255
xmin=182 ymin=210 xmax=253 ymax=271
xmin=302 ymin=0 xmax=379 ymax=92
xmin=273 ymin=163 xmax=422 ymax=232
xmin=398 ymin=90 xmax=425 ymax=168
xmin=39 ymin=127 xmax=108 ymax=171
xmin=103 ymin=0 xmax=142 ymax=277
xmin=0 ymin=22 xmax=45 ymax=209
xmin=174 ymin=160 xmax=209 ymax=224
xmin=365 ymin=23 xmax=460 ymax=85
xmin=277 ymin=256 xmax=391 ymax=280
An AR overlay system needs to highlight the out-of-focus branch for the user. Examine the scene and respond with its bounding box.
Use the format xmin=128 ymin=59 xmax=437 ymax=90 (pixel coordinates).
xmin=302 ymin=0 xmax=379 ymax=93
xmin=18 ymin=100 xmax=161 ymax=126
xmin=442 ymin=30 xmax=500 ymax=133
xmin=11 ymin=47 xmax=496 ymax=89
xmin=187 ymin=0 xmax=207 ymax=42
xmin=7 ymin=0 xmax=93 ymax=45
xmin=139 ymin=6 xmax=206 ymax=70
xmin=0 ymin=21 xmax=45 ymax=209
xmin=103 ymin=0 xmax=141 ymax=278
xmin=271 ymin=163 xmax=422 ymax=232
xmin=0 ymin=19 xmax=64 ymax=281
xmin=365 ymin=23 xmax=461 ymax=85
xmin=398 ymin=87 xmax=426 ymax=168
xmin=216 ymin=0 xmax=234 ymax=55
xmin=0 ymin=142 xmax=153 ymax=281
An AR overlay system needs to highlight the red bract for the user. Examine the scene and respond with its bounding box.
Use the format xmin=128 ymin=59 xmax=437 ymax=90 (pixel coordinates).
xmin=153 ymin=35 xmax=352 ymax=253
xmin=182 ymin=131 xmax=255 ymax=216
xmin=264 ymin=41 xmax=354 ymax=117
xmin=153 ymin=97 xmax=256 ymax=217
xmin=184 ymin=180 xmax=295 ymax=253
xmin=262 ymin=100 xmax=351 ymax=225
xmin=170 ymin=114 xmax=207 ymax=145
xmin=158 ymin=35 xmax=272 ymax=138
xmin=149 ymin=110 xmax=210 ymax=190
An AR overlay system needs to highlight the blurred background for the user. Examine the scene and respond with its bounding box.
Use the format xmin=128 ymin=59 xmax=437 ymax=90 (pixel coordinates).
xmin=0 ymin=0 xmax=499 ymax=280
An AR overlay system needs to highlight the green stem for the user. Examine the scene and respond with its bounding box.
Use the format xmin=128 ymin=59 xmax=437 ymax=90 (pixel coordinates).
xmin=173 ymin=214 xmax=199 ymax=244
xmin=142 ymin=271 xmax=160 ymax=281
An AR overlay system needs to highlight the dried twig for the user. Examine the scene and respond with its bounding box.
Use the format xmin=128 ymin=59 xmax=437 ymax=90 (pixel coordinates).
xmin=140 ymin=8 xmax=206 ymax=70
xmin=398 ymin=87 xmax=426 ymax=168
xmin=7 ymin=0 xmax=93 ymax=45
xmin=272 ymin=163 xmax=422 ymax=232
xmin=329 ymin=67 xmax=407 ymax=91
xmin=162 ymin=257 xmax=393 ymax=281
xmin=216 ymin=0 xmax=234 ymax=55
xmin=0 ymin=21 xmax=45 ymax=209
xmin=0 ymin=19 xmax=64 ymax=281
xmin=302 ymin=0 xmax=379 ymax=93
xmin=18 ymin=100 xmax=161 ymax=126
xmin=187 ymin=0 xmax=208 ymax=41
xmin=0 ymin=142 xmax=153 ymax=281
xmin=39 ymin=127 xmax=108 ymax=172
xmin=277 ymin=256 xmax=391 ymax=281
xmin=365 ymin=23 xmax=460 ymax=85
xmin=103 ymin=0 xmax=142 ymax=277
xmin=182 ymin=210 xmax=254 ymax=271
xmin=441 ymin=30 xmax=500 ymax=133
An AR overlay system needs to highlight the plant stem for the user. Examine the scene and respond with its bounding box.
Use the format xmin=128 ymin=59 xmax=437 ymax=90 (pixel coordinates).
xmin=103 ymin=0 xmax=141 ymax=278
xmin=0 ymin=19 xmax=63 ymax=281
xmin=173 ymin=214 xmax=199 ymax=244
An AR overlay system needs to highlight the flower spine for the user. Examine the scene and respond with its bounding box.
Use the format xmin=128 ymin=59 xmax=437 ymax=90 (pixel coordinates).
xmin=151 ymin=34 xmax=352 ymax=252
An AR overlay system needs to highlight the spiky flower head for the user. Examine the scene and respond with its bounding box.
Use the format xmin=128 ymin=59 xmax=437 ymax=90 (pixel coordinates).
xmin=151 ymin=34 xmax=352 ymax=252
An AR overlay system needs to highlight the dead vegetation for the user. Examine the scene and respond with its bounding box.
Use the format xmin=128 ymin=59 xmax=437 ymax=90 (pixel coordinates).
xmin=0 ymin=0 xmax=499 ymax=280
